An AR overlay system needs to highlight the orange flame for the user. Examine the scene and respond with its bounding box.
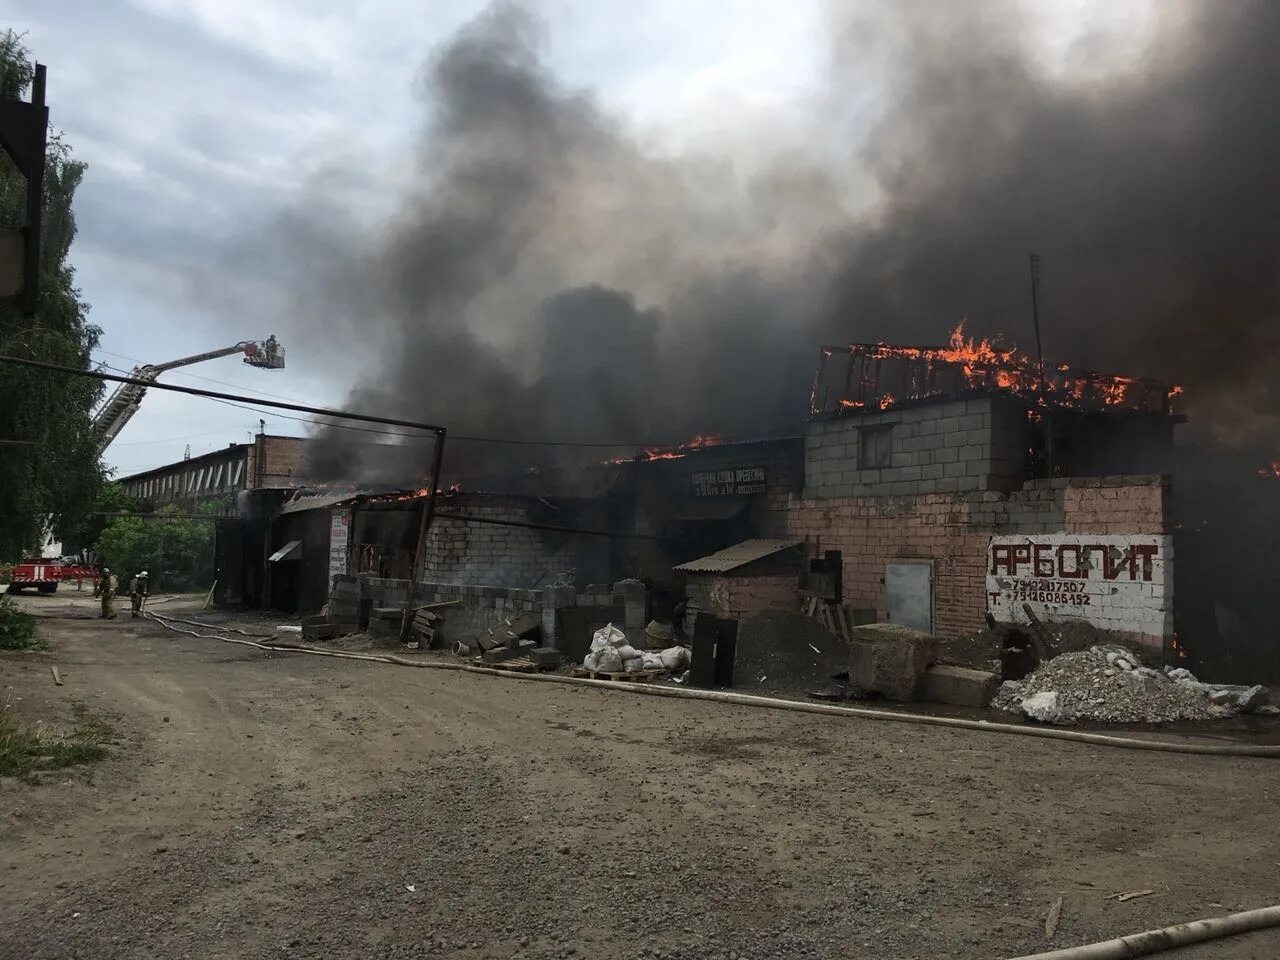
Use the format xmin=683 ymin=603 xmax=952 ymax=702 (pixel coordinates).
xmin=825 ymin=321 xmax=1181 ymax=415
xmin=604 ymin=433 xmax=725 ymax=465
xmin=1257 ymin=461 xmax=1280 ymax=478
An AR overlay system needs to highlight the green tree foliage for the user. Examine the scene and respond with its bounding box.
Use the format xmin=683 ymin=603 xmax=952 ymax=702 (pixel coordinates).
xmin=0 ymin=30 xmax=103 ymax=560
xmin=95 ymin=501 xmax=221 ymax=592
xmin=0 ymin=594 xmax=37 ymax=649
xmin=60 ymin=482 xmax=143 ymax=555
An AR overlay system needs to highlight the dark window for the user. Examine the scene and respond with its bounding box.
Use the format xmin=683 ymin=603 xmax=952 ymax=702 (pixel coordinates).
xmin=859 ymin=426 xmax=893 ymax=469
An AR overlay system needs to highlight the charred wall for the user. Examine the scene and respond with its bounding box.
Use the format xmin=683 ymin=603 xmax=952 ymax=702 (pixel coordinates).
xmin=609 ymin=438 xmax=805 ymax=582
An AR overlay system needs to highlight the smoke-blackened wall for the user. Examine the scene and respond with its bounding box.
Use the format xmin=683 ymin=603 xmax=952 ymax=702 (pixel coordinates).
xmin=252 ymin=0 xmax=1278 ymax=483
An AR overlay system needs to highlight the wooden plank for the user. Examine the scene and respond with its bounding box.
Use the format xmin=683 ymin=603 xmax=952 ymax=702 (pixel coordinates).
xmin=50 ymin=665 xmax=63 ymax=686
xmin=833 ymin=603 xmax=851 ymax=642
xmin=569 ymin=666 xmax=667 ymax=683
xmin=1045 ymin=896 xmax=1063 ymax=939
xmin=414 ymin=600 xmax=463 ymax=611
xmin=819 ymin=604 xmax=836 ymax=634
xmin=472 ymin=612 xmax=540 ymax=652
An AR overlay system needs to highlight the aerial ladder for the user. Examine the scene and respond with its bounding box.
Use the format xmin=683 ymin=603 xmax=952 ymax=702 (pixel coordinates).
xmin=92 ymin=337 xmax=285 ymax=454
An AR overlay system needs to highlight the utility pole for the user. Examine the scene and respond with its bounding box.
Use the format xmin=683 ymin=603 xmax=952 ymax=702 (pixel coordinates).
xmin=1029 ymin=253 xmax=1054 ymax=475
xmin=0 ymin=63 xmax=48 ymax=314
xmin=400 ymin=431 xmax=448 ymax=645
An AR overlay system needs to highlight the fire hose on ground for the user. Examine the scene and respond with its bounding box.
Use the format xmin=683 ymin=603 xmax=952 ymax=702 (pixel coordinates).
xmin=1007 ymin=904 xmax=1280 ymax=959
xmin=142 ymin=611 xmax=1280 ymax=958
xmin=143 ymin=611 xmax=1280 ymax=760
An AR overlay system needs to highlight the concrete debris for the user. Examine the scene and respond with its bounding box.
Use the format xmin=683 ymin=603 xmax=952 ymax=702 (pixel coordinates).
xmin=993 ymin=644 xmax=1271 ymax=724
xmin=921 ymin=664 xmax=999 ymax=707
xmin=847 ymin=623 xmax=936 ymax=701
xmin=1020 ymin=691 xmax=1062 ymax=724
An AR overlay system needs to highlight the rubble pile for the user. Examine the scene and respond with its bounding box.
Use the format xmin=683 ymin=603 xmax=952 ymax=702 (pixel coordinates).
xmin=993 ymin=644 xmax=1271 ymax=724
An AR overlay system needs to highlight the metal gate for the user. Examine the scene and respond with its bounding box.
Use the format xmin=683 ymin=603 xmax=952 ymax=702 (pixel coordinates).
xmin=885 ymin=561 xmax=933 ymax=633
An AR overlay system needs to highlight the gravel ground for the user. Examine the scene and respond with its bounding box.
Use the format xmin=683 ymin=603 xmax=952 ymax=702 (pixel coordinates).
xmin=3 ymin=593 xmax=1280 ymax=959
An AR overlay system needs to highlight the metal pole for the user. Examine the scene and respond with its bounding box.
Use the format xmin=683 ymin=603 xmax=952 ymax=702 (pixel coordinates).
xmin=1029 ymin=253 xmax=1054 ymax=474
xmin=400 ymin=430 xmax=447 ymax=645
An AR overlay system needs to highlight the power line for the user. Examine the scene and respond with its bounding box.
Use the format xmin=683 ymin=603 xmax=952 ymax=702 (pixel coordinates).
xmin=88 ymin=352 xmax=793 ymax=452
xmin=0 ymin=354 xmax=447 ymax=435
xmin=112 ymin=424 xmax=260 ymax=446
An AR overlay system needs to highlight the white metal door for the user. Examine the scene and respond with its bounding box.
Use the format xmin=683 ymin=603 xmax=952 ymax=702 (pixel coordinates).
xmin=885 ymin=561 xmax=933 ymax=633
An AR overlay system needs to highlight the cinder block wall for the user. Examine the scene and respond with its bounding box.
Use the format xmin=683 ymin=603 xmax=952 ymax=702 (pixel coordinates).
xmin=358 ymin=577 xmax=555 ymax=647
xmin=804 ymin=397 xmax=1027 ymax=497
xmin=778 ymin=476 xmax=1170 ymax=640
xmin=421 ymin=496 xmax=582 ymax=587
xmin=352 ymin=577 xmax=647 ymax=651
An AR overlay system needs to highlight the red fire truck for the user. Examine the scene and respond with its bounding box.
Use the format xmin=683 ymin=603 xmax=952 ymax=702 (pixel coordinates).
xmin=7 ymin=558 xmax=97 ymax=594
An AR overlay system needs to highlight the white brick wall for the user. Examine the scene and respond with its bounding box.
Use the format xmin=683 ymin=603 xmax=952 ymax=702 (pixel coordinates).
xmin=986 ymin=533 xmax=1173 ymax=643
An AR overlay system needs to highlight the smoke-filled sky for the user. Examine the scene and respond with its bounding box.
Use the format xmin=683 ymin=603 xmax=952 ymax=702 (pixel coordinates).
xmin=9 ymin=0 xmax=1278 ymax=479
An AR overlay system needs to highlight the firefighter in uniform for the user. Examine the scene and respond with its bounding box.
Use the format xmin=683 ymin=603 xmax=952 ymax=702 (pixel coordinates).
xmin=130 ymin=570 xmax=150 ymax=617
xmin=99 ymin=568 xmax=117 ymax=619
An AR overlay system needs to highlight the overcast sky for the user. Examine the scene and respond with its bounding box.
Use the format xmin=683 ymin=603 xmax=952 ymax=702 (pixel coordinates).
xmin=6 ymin=0 xmax=1151 ymax=477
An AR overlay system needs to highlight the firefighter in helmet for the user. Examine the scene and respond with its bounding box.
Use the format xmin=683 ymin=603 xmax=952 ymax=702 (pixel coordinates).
xmin=129 ymin=570 xmax=150 ymax=618
xmin=99 ymin=568 xmax=117 ymax=620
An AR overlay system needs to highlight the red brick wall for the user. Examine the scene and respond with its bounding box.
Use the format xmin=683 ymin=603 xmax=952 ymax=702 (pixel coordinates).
xmin=776 ymin=476 xmax=1169 ymax=638
xmin=257 ymin=436 xmax=308 ymax=488
xmin=684 ymin=573 xmax=798 ymax=632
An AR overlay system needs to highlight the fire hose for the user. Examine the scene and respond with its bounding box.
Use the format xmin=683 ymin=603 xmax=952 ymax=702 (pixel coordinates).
xmin=1007 ymin=904 xmax=1280 ymax=959
xmin=143 ymin=611 xmax=1280 ymax=759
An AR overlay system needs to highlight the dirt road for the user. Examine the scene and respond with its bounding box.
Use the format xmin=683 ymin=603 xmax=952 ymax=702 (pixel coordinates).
xmin=3 ymin=594 xmax=1279 ymax=959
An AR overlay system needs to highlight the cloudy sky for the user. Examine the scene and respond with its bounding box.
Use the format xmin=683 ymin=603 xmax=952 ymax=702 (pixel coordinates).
xmin=6 ymin=0 xmax=1153 ymax=477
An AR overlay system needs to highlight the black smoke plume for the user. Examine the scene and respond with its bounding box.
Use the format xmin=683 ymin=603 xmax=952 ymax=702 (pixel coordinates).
xmin=260 ymin=0 xmax=1279 ymax=482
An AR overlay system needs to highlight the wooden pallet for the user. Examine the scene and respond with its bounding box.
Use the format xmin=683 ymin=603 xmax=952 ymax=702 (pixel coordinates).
xmin=569 ymin=666 xmax=667 ymax=683
xmin=484 ymin=656 xmax=545 ymax=673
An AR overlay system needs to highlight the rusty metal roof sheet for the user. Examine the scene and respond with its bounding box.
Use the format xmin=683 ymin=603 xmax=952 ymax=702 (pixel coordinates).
xmin=673 ymin=538 xmax=803 ymax=574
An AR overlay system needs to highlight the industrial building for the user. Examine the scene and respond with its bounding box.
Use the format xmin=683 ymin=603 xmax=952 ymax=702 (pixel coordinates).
xmin=118 ymin=435 xmax=308 ymax=508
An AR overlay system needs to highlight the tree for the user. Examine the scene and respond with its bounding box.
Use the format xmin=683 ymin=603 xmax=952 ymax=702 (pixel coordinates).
xmin=59 ymin=482 xmax=143 ymax=556
xmin=0 ymin=30 xmax=103 ymax=560
xmin=95 ymin=502 xmax=218 ymax=593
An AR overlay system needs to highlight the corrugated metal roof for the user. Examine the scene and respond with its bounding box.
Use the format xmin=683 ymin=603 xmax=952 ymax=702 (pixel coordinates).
xmin=673 ymin=538 xmax=803 ymax=574
xmin=277 ymin=490 xmax=362 ymax=515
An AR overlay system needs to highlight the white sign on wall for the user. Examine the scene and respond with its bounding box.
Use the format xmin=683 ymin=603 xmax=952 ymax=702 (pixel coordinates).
xmin=986 ymin=533 xmax=1172 ymax=639
xmin=328 ymin=508 xmax=351 ymax=582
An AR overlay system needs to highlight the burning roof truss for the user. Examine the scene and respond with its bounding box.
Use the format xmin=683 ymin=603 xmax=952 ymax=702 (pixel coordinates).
xmin=810 ymin=324 xmax=1182 ymax=418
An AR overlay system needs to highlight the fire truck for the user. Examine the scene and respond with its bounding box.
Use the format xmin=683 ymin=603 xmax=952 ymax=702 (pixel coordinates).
xmin=8 ymin=557 xmax=97 ymax=594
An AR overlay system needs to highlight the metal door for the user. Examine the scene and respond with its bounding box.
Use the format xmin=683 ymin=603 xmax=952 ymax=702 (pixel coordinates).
xmin=885 ymin=561 xmax=933 ymax=633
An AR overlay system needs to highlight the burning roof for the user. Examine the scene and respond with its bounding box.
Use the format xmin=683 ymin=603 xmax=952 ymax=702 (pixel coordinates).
xmin=810 ymin=323 xmax=1183 ymax=418
xmin=603 ymin=434 xmax=724 ymax=465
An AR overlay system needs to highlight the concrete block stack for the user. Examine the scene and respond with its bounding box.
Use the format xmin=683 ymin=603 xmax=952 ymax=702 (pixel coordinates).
xmin=367 ymin=604 xmax=405 ymax=641
xmin=329 ymin=575 xmax=361 ymax=627
xmin=847 ymin=622 xmax=937 ymax=701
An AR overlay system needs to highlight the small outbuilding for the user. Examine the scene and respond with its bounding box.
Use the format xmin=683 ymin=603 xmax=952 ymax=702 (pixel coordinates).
xmin=674 ymin=538 xmax=803 ymax=634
